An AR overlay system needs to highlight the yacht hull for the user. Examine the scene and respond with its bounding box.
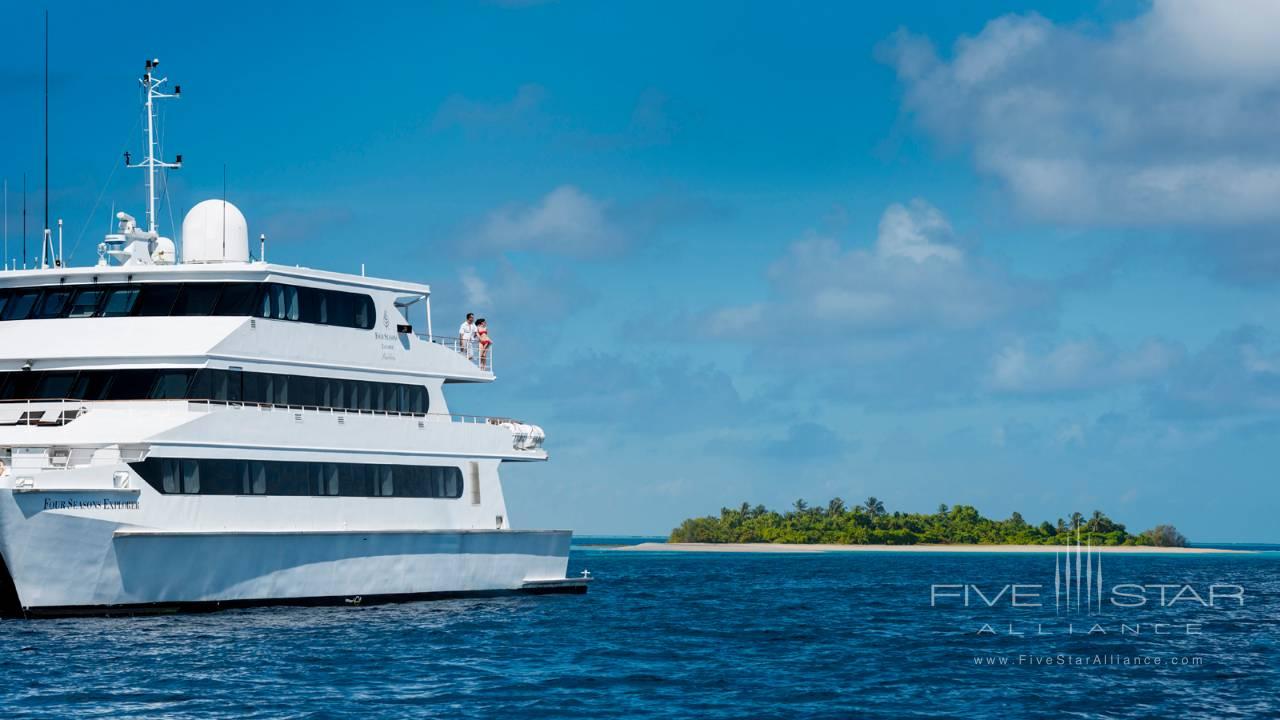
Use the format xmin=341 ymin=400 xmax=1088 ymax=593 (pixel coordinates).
xmin=0 ymin=489 xmax=580 ymax=618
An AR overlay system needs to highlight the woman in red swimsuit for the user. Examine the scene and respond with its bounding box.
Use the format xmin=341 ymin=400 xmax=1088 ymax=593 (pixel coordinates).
xmin=476 ymin=318 xmax=492 ymax=369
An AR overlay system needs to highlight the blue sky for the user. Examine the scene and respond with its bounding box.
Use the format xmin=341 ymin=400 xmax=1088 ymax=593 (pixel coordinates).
xmin=3 ymin=1 xmax=1279 ymax=540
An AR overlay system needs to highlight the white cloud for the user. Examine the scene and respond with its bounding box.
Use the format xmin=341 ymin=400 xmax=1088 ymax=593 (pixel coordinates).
xmin=464 ymin=185 xmax=623 ymax=257
xmin=987 ymin=337 xmax=1182 ymax=396
xmin=459 ymin=267 xmax=491 ymax=308
xmin=713 ymin=199 xmax=1044 ymax=337
xmin=880 ymin=0 xmax=1280 ymax=225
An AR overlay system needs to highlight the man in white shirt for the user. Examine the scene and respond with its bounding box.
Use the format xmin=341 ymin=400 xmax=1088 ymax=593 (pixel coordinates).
xmin=459 ymin=313 xmax=476 ymax=359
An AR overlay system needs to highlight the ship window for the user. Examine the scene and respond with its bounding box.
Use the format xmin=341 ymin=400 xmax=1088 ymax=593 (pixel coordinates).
xmin=259 ymin=286 xmax=272 ymax=318
xmin=201 ymin=459 xmax=241 ymax=495
xmin=134 ymin=283 xmax=181 ymax=316
xmin=172 ymin=283 xmax=223 ymax=316
xmin=111 ymin=370 xmax=158 ymax=400
xmin=355 ymin=296 xmax=373 ymax=329
xmin=33 ymin=290 xmax=72 ymax=319
xmin=181 ymin=459 xmax=200 ymax=494
xmin=0 ymin=292 xmax=8 ymax=317
xmin=100 ymin=286 xmax=140 ymax=317
xmin=271 ymin=284 xmax=287 ymax=320
xmin=150 ymin=370 xmax=193 ymax=399
xmin=161 ymin=459 xmax=180 ymax=493
xmin=0 ymin=370 xmax=429 ymax=416
xmin=271 ymin=374 xmax=288 ymax=405
xmin=291 ymin=375 xmax=316 ymax=407
xmin=298 ymin=286 xmax=325 ymax=324
xmin=68 ymin=288 xmax=106 ymax=318
xmin=213 ymin=283 xmax=259 ymax=316
xmin=74 ymin=372 xmax=113 ymax=400
xmin=2 ymin=290 xmax=40 ymax=320
xmin=248 ymin=461 xmax=267 ymax=494
xmin=34 ymin=372 xmax=78 ymax=399
xmin=284 ymin=285 xmax=300 ymax=321
xmin=131 ymin=458 xmax=464 ymax=498
xmin=312 ymin=463 xmax=339 ymax=496
xmin=187 ymin=369 xmax=212 ymax=400
xmin=270 ymin=461 xmax=309 ymax=495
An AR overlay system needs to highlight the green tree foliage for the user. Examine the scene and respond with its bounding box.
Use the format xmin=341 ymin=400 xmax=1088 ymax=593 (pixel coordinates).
xmin=1133 ymin=524 xmax=1189 ymax=547
xmin=667 ymin=500 xmax=1169 ymax=546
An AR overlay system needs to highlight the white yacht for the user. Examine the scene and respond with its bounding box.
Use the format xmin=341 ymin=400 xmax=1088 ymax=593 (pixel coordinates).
xmin=0 ymin=60 xmax=585 ymax=617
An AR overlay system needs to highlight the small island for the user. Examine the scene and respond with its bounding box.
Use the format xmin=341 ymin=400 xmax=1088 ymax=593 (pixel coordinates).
xmin=663 ymin=498 xmax=1189 ymax=547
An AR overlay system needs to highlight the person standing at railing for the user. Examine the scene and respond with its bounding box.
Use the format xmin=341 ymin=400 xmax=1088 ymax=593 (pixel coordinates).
xmin=477 ymin=318 xmax=492 ymax=369
xmin=459 ymin=313 xmax=476 ymax=359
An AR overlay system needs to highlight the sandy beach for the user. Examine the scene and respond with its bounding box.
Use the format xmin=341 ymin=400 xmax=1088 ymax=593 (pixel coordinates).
xmin=614 ymin=542 xmax=1254 ymax=554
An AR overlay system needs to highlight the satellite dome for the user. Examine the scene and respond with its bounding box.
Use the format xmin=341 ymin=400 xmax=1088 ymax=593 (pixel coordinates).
xmin=181 ymin=199 xmax=249 ymax=263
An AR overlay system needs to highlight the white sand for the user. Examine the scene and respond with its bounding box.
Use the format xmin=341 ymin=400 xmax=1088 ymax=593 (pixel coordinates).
xmin=614 ymin=542 xmax=1252 ymax=554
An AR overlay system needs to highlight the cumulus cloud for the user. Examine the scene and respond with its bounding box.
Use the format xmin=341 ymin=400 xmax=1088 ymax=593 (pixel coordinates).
xmin=703 ymin=199 xmax=1053 ymax=409
xmin=452 ymin=259 xmax=593 ymax=320
xmin=712 ymin=199 xmax=1047 ymax=339
xmin=987 ymin=336 xmax=1183 ymax=396
xmin=879 ymin=0 xmax=1280 ymax=226
xmin=463 ymin=185 xmax=623 ymax=257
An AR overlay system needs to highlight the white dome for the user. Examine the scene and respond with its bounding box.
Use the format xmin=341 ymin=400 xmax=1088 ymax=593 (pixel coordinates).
xmin=181 ymin=199 xmax=249 ymax=263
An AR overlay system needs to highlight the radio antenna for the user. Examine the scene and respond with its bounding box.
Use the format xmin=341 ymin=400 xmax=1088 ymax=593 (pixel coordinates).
xmin=125 ymin=58 xmax=182 ymax=235
xmin=43 ymin=10 xmax=49 ymax=238
xmin=41 ymin=10 xmax=51 ymax=269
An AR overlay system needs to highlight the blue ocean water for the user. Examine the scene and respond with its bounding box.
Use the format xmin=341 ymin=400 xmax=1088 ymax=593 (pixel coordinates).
xmin=1 ymin=546 xmax=1277 ymax=718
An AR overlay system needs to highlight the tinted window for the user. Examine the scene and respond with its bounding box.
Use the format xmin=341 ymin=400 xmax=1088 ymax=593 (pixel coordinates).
xmin=0 ymin=282 xmax=376 ymax=330
xmin=2 ymin=291 xmax=40 ymax=320
xmin=67 ymin=288 xmax=106 ymax=318
xmin=132 ymin=458 xmax=464 ymax=498
xmin=134 ymin=283 xmax=180 ymax=316
xmin=213 ymin=283 xmax=259 ymax=316
xmin=101 ymin=287 xmax=140 ymax=317
xmin=111 ymin=369 xmax=157 ymax=399
xmin=0 ymin=369 xmax=428 ymax=415
xmin=172 ymin=283 xmax=222 ymax=316
xmin=34 ymin=372 xmax=78 ymax=399
xmin=33 ymin=290 xmax=72 ymax=319
xmin=150 ymin=370 xmax=193 ymax=399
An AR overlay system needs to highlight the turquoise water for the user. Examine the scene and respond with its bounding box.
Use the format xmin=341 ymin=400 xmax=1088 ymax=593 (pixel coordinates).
xmin=0 ymin=545 xmax=1276 ymax=718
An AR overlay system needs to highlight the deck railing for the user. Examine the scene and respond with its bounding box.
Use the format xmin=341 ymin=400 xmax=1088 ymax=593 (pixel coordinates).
xmin=418 ymin=334 xmax=493 ymax=372
xmin=0 ymin=397 xmax=528 ymax=434
xmin=0 ymin=399 xmax=88 ymax=427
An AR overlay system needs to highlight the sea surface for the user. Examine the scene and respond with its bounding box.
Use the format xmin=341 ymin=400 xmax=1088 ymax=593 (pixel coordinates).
xmin=1 ymin=539 xmax=1277 ymax=718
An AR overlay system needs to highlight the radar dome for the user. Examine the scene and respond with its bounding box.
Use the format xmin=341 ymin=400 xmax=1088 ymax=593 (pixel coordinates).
xmin=181 ymin=199 xmax=250 ymax=263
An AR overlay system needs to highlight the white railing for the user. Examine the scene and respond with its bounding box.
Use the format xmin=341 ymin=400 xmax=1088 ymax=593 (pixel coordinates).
xmin=0 ymin=399 xmax=88 ymax=426
xmin=418 ymin=334 xmax=493 ymax=372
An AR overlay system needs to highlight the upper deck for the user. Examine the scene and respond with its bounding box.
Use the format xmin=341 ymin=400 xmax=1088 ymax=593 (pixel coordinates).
xmin=0 ymin=261 xmax=493 ymax=384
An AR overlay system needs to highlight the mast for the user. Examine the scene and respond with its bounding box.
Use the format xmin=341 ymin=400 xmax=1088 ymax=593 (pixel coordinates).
xmin=43 ymin=10 xmax=49 ymax=241
xmin=127 ymin=59 xmax=181 ymax=235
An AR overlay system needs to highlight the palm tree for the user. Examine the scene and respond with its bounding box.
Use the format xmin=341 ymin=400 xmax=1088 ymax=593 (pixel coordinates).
xmin=827 ymin=497 xmax=847 ymax=516
xmin=792 ymin=498 xmax=809 ymax=514
xmin=864 ymin=496 xmax=885 ymax=518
